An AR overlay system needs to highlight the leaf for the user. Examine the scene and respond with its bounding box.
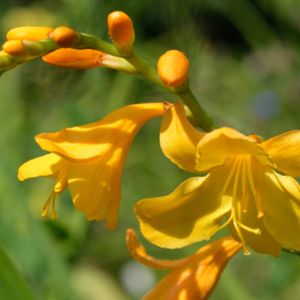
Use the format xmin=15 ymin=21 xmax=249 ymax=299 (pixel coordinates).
xmin=0 ymin=245 xmax=36 ymax=300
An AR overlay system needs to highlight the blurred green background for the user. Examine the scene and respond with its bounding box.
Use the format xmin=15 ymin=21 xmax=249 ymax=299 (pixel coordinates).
xmin=0 ymin=0 xmax=300 ymax=299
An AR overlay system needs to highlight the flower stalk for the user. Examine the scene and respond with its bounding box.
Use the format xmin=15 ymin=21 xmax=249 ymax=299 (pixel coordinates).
xmin=0 ymin=23 xmax=215 ymax=131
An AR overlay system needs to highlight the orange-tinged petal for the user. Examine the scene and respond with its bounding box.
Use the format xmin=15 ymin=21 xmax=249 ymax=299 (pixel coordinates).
xmin=35 ymin=103 xmax=166 ymax=161
xmin=196 ymin=127 xmax=270 ymax=172
xmin=42 ymin=48 xmax=104 ymax=69
xmin=18 ymin=153 xmax=63 ymax=181
xmin=258 ymin=167 xmax=300 ymax=250
xmin=6 ymin=26 xmax=53 ymax=41
xmin=160 ymin=102 xmax=204 ymax=172
xmin=126 ymin=229 xmax=188 ymax=270
xmin=126 ymin=232 xmax=242 ymax=300
xmin=135 ymin=174 xmax=231 ymax=249
xmin=261 ymin=130 xmax=300 ymax=177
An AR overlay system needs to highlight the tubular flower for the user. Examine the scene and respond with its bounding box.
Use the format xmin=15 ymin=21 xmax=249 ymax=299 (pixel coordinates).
xmin=18 ymin=103 xmax=166 ymax=229
xmin=135 ymin=102 xmax=300 ymax=255
xmin=126 ymin=229 xmax=242 ymax=300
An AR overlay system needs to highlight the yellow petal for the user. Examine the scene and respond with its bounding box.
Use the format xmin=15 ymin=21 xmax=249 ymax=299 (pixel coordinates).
xmin=160 ymin=102 xmax=204 ymax=172
xmin=142 ymin=236 xmax=241 ymax=300
xmin=18 ymin=153 xmax=63 ymax=181
xmin=196 ymin=127 xmax=270 ymax=172
xmin=258 ymin=166 xmax=300 ymax=250
xmin=67 ymin=149 xmax=124 ymax=229
xmin=35 ymin=103 xmax=166 ymax=161
xmin=42 ymin=48 xmax=104 ymax=69
xmin=261 ymin=130 xmax=300 ymax=177
xmin=126 ymin=229 xmax=188 ymax=270
xmin=135 ymin=174 xmax=231 ymax=249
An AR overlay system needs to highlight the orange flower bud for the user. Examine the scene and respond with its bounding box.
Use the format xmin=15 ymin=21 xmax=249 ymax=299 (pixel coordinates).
xmin=107 ymin=11 xmax=135 ymax=56
xmin=43 ymin=48 xmax=103 ymax=69
xmin=49 ymin=26 xmax=79 ymax=47
xmin=157 ymin=50 xmax=189 ymax=87
xmin=6 ymin=26 xmax=53 ymax=41
xmin=2 ymin=40 xmax=27 ymax=56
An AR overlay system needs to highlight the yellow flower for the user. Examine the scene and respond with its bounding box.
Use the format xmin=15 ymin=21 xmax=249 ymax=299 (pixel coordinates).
xmin=135 ymin=102 xmax=300 ymax=255
xmin=126 ymin=229 xmax=242 ymax=300
xmin=18 ymin=103 xmax=166 ymax=229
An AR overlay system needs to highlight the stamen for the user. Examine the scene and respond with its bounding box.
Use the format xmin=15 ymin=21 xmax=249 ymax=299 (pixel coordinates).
xmin=220 ymin=157 xmax=240 ymax=195
xmin=50 ymin=196 xmax=58 ymax=219
xmin=41 ymin=191 xmax=58 ymax=219
xmin=236 ymin=221 xmax=261 ymax=235
xmin=246 ymin=157 xmax=264 ymax=218
xmin=232 ymin=218 xmax=251 ymax=255
xmin=219 ymin=214 xmax=233 ymax=231
xmin=241 ymin=157 xmax=249 ymax=213
xmin=254 ymin=190 xmax=264 ymax=218
xmin=54 ymin=171 xmax=68 ymax=194
xmin=231 ymin=157 xmax=251 ymax=254
xmin=41 ymin=196 xmax=51 ymax=218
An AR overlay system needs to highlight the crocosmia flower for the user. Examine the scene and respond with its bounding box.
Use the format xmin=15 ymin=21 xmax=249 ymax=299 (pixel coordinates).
xmin=135 ymin=102 xmax=300 ymax=255
xmin=18 ymin=103 xmax=166 ymax=229
xmin=126 ymin=229 xmax=241 ymax=300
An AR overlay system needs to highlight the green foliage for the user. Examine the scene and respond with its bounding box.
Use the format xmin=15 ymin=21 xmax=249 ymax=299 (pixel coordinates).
xmin=0 ymin=245 xmax=36 ymax=300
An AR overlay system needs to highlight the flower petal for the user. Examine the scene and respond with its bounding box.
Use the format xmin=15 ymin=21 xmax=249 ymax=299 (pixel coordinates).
xmin=18 ymin=153 xmax=63 ymax=181
xmin=67 ymin=148 xmax=124 ymax=229
xmin=258 ymin=166 xmax=300 ymax=250
xmin=35 ymin=103 xmax=166 ymax=161
xmin=160 ymin=102 xmax=204 ymax=172
xmin=126 ymin=229 xmax=188 ymax=270
xmin=261 ymin=130 xmax=300 ymax=177
xmin=196 ymin=127 xmax=270 ymax=172
xmin=141 ymin=236 xmax=241 ymax=300
xmin=42 ymin=48 xmax=104 ymax=69
xmin=135 ymin=174 xmax=231 ymax=249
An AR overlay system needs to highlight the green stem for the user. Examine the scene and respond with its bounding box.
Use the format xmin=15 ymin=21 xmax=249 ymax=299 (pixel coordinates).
xmin=77 ymin=33 xmax=119 ymax=56
xmin=126 ymin=53 xmax=173 ymax=91
xmin=126 ymin=52 xmax=215 ymax=131
xmin=0 ymin=32 xmax=216 ymax=131
xmin=178 ymin=87 xmax=215 ymax=131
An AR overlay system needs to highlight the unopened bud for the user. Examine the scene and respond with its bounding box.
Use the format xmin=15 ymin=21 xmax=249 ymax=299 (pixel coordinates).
xmin=49 ymin=26 xmax=79 ymax=47
xmin=107 ymin=11 xmax=135 ymax=57
xmin=157 ymin=50 xmax=189 ymax=88
xmin=6 ymin=26 xmax=53 ymax=41
xmin=43 ymin=48 xmax=103 ymax=69
xmin=3 ymin=40 xmax=27 ymax=56
xmin=42 ymin=48 xmax=137 ymax=73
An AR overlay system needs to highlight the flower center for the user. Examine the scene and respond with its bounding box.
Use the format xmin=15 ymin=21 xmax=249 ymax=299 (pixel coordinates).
xmin=221 ymin=155 xmax=264 ymax=254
